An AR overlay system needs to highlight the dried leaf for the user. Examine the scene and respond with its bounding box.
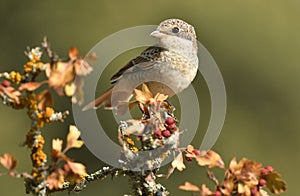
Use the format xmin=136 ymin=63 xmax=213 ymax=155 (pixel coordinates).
xmin=0 ymin=153 xmax=17 ymax=170
xmin=71 ymin=77 xmax=85 ymax=106
xmin=69 ymin=47 xmax=79 ymax=61
xmin=64 ymin=82 xmax=76 ymax=97
xmin=201 ymin=184 xmax=213 ymax=196
xmin=172 ymin=152 xmax=186 ymax=171
xmin=36 ymin=89 xmax=53 ymax=111
xmin=259 ymin=189 xmax=270 ymax=196
xmin=178 ymin=181 xmax=200 ymax=192
xmin=196 ymin=150 xmax=224 ymax=168
xmin=47 ymin=61 xmax=75 ymax=95
xmin=264 ymin=171 xmax=286 ymax=194
xmin=52 ymin=139 xmax=63 ymax=152
xmin=67 ymin=161 xmax=87 ymax=176
xmin=74 ymin=59 xmax=93 ymax=76
xmin=229 ymin=157 xmax=237 ymax=170
xmin=19 ymin=81 xmax=47 ymax=91
xmin=238 ymin=183 xmax=251 ymax=195
xmin=153 ymin=93 xmax=168 ymax=103
xmin=66 ymin=125 xmax=84 ymax=151
xmin=134 ymin=84 xmax=153 ymax=104
xmin=0 ymin=85 xmax=21 ymax=104
xmin=231 ymin=158 xmax=262 ymax=185
xmin=46 ymin=168 xmax=65 ymax=190
xmin=68 ymin=47 xmax=94 ymax=76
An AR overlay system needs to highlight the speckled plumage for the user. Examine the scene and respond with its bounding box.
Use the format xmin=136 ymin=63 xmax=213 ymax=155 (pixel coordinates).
xmin=83 ymin=18 xmax=199 ymax=111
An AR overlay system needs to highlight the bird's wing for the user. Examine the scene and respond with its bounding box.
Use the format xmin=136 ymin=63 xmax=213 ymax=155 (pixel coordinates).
xmin=110 ymin=46 xmax=166 ymax=84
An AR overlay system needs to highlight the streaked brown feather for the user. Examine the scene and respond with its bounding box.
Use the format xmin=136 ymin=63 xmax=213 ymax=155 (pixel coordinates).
xmin=110 ymin=46 xmax=166 ymax=83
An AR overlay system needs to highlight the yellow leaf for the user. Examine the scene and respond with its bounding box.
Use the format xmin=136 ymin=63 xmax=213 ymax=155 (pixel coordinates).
xmin=66 ymin=125 xmax=84 ymax=151
xmin=134 ymin=84 xmax=153 ymax=104
xmin=172 ymin=152 xmax=186 ymax=171
xmin=52 ymin=139 xmax=63 ymax=152
xmin=64 ymin=82 xmax=76 ymax=97
xmin=153 ymin=93 xmax=168 ymax=102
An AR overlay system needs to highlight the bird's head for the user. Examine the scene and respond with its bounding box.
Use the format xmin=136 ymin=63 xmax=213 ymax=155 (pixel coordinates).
xmin=150 ymin=18 xmax=198 ymax=54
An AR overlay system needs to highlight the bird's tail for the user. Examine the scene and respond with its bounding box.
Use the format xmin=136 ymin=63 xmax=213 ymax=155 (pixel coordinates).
xmin=82 ymin=88 xmax=113 ymax=111
xmin=82 ymin=88 xmax=135 ymax=115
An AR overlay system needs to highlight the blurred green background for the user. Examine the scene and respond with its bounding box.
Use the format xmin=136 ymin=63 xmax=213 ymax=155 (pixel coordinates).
xmin=0 ymin=0 xmax=299 ymax=195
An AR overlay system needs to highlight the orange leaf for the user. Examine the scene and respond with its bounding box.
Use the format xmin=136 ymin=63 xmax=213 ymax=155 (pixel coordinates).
xmin=178 ymin=181 xmax=200 ymax=192
xmin=19 ymin=81 xmax=47 ymax=91
xmin=0 ymin=153 xmax=17 ymax=171
xmin=46 ymin=168 xmax=65 ymax=190
xmin=134 ymin=84 xmax=153 ymax=104
xmin=47 ymin=61 xmax=75 ymax=95
xmin=0 ymin=85 xmax=21 ymax=104
xmin=229 ymin=157 xmax=237 ymax=170
xmin=201 ymin=184 xmax=213 ymax=196
xmin=69 ymin=47 xmax=79 ymax=61
xmin=195 ymin=150 xmax=224 ymax=168
xmin=67 ymin=161 xmax=87 ymax=176
xmin=153 ymin=93 xmax=168 ymax=103
xmin=66 ymin=125 xmax=84 ymax=151
xmin=36 ymin=89 xmax=53 ymax=111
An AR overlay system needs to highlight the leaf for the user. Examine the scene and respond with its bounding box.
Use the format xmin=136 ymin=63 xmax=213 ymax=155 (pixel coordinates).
xmin=46 ymin=168 xmax=65 ymax=190
xmin=229 ymin=157 xmax=237 ymax=170
xmin=19 ymin=81 xmax=47 ymax=91
xmin=259 ymin=189 xmax=270 ymax=196
xmin=69 ymin=47 xmax=79 ymax=61
xmin=71 ymin=77 xmax=85 ymax=106
xmin=172 ymin=152 xmax=186 ymax=171
xmin=195 ymin=150 xmax=224 ymax=168
xmin=47 ymin=61 xmax=75 ymax=95
xmin=237 ymin=183 xmax=251 ymax=195
xmin=52 ymin=138 xmax=63 ymax=152
xmin=67 ymin=161 xmax=87 ymax=176
xmin=36 ymin=89 xmax=53 ymax=111
xmin=0 ymin=85 xmax=21 ymax=104
xmin=0 ymin=153 xmax=17 ymax=170
xmin=264 ymin=171 xmax=286 ymax=194
xmin=153 ymin=93 xmax=168 ymax=103
xmin=66 ymin=125 xmax=84 ymax=151
xmin=134 ymin=84 xmax=153 ymax=104
xmin=178 ymin=181 xmax=200 ymax=192
xmin=64 ymin=82 xmax=76 ymax=97
xmin=74 ymin=59 xmax=93 ymax=76
xmin=201 ymin=184 xmax=213 ymax=196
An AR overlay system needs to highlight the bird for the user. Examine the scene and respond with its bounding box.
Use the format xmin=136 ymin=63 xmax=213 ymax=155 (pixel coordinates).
xmin=82 ymin=18 xmax=199 ymax=113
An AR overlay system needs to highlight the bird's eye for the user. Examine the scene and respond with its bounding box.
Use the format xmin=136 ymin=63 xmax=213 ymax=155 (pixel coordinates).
xmin=172 ymin=27 xmax=180 ymax=33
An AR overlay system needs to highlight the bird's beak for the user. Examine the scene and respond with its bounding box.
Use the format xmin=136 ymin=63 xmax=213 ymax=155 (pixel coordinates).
xmin=150 ymin=30 xmax=167 ymax=38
